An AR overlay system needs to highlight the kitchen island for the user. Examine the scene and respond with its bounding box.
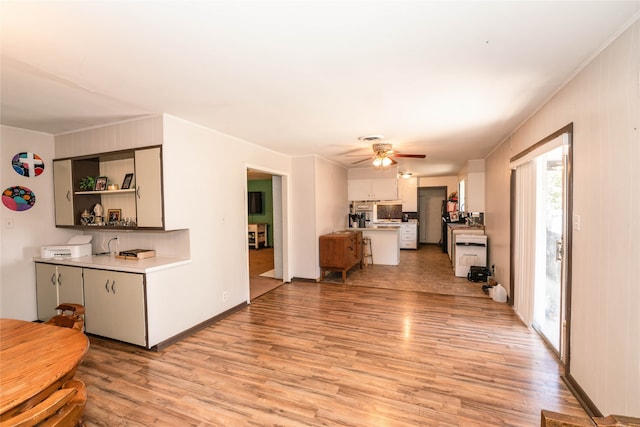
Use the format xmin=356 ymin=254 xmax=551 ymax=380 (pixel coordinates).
xmin=359 ymin=226 xmax=401 ymax=266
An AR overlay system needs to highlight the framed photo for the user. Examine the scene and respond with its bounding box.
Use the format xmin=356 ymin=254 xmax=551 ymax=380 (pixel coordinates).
xmin=108 ymin=209 xmax=121 ymax=222
xmin=121 ymin=173 xmax=134 ymax=190
xmin=95 ymin=176 xmax=108 ymax=191
xmin=449 ymin=212 xmax=459 ymax=222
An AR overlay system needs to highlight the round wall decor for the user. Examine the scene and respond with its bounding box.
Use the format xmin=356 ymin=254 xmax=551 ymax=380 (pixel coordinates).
xmin=12 ymin=152 xmax=45 ymax=177
xmin=2 ymin=186 xmax=36 ymax=211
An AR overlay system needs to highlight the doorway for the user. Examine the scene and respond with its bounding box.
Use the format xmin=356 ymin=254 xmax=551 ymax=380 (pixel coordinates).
xmin=418 ymin=187 xmax=447 ymax=244
xmin=247 ymin=168 xmax=285 ymax=300
xmin=511 ymin=125 xmax=572 ymax=362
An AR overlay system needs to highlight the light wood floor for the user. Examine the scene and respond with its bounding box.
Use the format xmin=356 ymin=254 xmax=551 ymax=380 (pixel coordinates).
xmin=249 ymin=247 xmax=283 ymax=300
xmin=76 ymin=245 xmax=589 ymax=426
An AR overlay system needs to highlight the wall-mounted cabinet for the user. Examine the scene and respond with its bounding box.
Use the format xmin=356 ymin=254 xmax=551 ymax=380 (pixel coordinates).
xmin=465 ymin=172 xmax=485 ymax=212
xmin=348 ymin=178 xmax=398 ymax=201
xmin=397 ymin=177 xmax=417 ymax=211
xmin=53 ymin=146 xmax=164 ymax=230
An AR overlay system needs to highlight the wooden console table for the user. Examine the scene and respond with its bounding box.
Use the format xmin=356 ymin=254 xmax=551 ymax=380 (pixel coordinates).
xmin=319 ymin=230 xmax=363 ymax=283
xmin=0 ymin=318 xmax=89 ymax=420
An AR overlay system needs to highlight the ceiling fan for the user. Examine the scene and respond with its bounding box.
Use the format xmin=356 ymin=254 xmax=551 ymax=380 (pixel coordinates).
xmin=351 ymin=142 xmax=426 ymax=167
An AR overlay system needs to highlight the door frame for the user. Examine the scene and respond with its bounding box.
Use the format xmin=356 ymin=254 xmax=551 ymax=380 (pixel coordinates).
xmin=417 ymin=186 xmax=447 ymax=245
xmin=509 ymin=123 xmax=573 ymax=366
xmin=245 ymin=165 xmax=290 ymax=302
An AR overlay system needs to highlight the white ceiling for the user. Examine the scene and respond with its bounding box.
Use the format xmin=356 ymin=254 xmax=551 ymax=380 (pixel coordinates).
xmin=2 ymin=1 xmax=639 ymax=176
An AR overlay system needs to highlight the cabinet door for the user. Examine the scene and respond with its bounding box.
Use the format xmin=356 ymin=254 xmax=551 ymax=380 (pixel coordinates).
xmin=57 ymin=265 xmax=84 ymax=306
xmin=466 ymin=172 xmax=485 ymax=212
xmin=84 ymin=269 xmax=146 ymax=346
xmin=110 ymin=271 xmax=146 ymax=346
xmin=398 ymin=177 xmax=417 ymax=211
xmin=371 ymin=178 xmax=398 ymax=200
xmin=36 ymin=263 xmax=59 ymax=321
xmin=53 ymin=160 xmax=74 ymax=226
xmin=135 ymin=147 xmax=163 ymax=228
xmin=348 ymin=179 xmax=372 ymax=201
xmin=83 ymin=269 xmax=113 ymax=338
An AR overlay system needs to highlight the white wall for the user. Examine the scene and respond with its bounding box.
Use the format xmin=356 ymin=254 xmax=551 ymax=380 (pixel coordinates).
xmin=292 ymin=155 xmax=348 ymax=280
xmin=0 ymin=126 xmax=76 ymax=320
xmin=417 ymin=176 xmax=458 ymax=196
xmin=485 ymin=19 xmax=640 ymax=417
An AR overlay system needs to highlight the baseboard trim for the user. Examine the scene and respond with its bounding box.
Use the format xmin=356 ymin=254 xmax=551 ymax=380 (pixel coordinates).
xmin=562 ymin=374 xmax=602 ymax=418
xmin=151 ymin=302 xmax=248 ymax=351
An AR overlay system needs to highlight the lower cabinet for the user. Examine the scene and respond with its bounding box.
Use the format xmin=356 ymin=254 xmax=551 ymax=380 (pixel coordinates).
xmin=83 ymin=269 xmax=147 ymax=347
xmin=35 ymin=263 xmax=84 ymax=321
xmin=400 ymin=223 xmax=418 ymax=250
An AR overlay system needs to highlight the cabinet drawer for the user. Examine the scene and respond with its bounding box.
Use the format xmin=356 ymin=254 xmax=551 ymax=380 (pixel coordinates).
xmin=401 ymin=229 xmax=417 ymax=237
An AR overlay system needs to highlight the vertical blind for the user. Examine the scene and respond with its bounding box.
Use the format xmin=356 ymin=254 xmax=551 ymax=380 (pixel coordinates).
xmin=513 ymin=160 xmax=536 ymax=326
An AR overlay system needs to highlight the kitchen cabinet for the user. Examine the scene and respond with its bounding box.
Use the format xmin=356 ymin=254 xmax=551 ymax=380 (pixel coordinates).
xmin=55 ymin=146 xmax=165 ymax=230
xmin=83 ymin=268 xmax=146 ymax=347
xmin=400 ymin=223 xmax=418 ymax=249
xmin=348 ymin=178 xmax=397 ymax=201
xmin=134 ymin=147 xmax=163 ymax=228
xmin=248 ymin=223 xmax=267 ymax=249
xmin=35 ymin=263 xmax=84 ymax=321
xmin=53 ymin=160 xmax=74 ymax=226
xmin=319 ymin=230 xmax=362 ymax=282
xmin=465 ymin=172 xmax=485 ymax=212
xmin=397 ymin=177 xmax=417 ymax=211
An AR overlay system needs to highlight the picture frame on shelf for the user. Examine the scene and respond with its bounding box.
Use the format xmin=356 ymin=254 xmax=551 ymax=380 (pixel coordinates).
xmin=449 ymin=212 xmax=459 ymax=222
xmin=95 ymin=176 xmax=108 ymax=191
xmin=108 ymin=209 xmax=121 ymax=223
xmin=121 ymin=173 xmax=134 ymax=190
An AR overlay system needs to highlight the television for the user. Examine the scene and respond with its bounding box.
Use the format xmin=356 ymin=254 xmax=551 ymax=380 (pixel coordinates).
xmin=248 ymin=191 xmax=264 ymax=214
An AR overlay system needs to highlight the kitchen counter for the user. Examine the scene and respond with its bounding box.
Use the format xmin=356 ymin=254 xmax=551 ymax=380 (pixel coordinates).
xmin=33 ymin=255 xmax=191 ymax=273
xmin=360 ymin=227 xmax=400 ymax=265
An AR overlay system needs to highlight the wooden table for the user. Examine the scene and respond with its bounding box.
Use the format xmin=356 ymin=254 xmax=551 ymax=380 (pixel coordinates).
xmin=0 ymin=318 xmax=89 ymax=419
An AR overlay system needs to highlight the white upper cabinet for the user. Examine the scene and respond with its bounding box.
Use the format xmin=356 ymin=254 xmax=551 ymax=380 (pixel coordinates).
xmin=397 ymin=177 xmax=418 ymax=211
xmin=53 ymin=159 xmax=74 ymax=226
xmin=135 ymin=147 xmax=163 ymax=228
xmin=462 ymin=159 xmax=485 ymax=213
xmin=348 ymin=178 xmax=398 ymax=201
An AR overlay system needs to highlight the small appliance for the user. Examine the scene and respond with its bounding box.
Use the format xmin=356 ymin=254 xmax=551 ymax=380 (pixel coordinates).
xmin=41 ymin=235 xmax=93 ymax=259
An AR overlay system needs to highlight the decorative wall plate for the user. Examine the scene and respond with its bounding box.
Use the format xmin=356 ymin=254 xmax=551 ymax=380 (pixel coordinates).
xmin=12 ymin=152 xmax=45 ymax=177
xmin=2 ymin=186 xmax=36 ymax=211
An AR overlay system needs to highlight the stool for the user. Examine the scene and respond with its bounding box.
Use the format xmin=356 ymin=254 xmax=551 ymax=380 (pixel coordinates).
xmin=362 ymin=237 xmax=373 ymax=266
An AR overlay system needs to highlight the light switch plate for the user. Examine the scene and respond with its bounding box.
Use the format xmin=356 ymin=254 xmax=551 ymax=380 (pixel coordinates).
xmin=573 ymin=214 xmax=581 ymax=231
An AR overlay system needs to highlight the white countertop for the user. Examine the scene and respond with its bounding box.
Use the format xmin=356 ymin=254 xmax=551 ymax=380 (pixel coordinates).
xmin=349 ymin=225 xmax=400 ymax=231
xmin=33 ymin=254 xmax=191 ymax=273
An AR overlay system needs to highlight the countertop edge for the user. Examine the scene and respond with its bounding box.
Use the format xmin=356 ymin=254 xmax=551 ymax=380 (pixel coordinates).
xmin=33 ymin=256 xmax=192 ymax=273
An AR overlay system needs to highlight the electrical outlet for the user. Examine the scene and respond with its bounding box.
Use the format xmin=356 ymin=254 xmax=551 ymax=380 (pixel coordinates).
xmin=222 ymin=291 xmax=228 ymax=302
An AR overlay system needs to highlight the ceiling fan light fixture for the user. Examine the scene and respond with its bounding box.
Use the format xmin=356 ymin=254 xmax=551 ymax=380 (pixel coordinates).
xmin=373 ymin=154 xmax=392 ymax=167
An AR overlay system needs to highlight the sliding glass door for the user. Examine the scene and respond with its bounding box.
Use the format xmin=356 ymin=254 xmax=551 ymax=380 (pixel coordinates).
xmin=532 ymin=145 xmax=566 ymax=353
xmin=511 ymin=126 xmax=572 ymax=362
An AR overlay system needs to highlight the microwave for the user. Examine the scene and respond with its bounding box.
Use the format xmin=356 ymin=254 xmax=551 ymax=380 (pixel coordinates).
xmin=353 ymin=202 xmax=374 ymax=212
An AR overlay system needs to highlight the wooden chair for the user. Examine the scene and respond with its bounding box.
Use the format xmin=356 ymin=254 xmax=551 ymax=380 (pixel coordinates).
xmin=45 ymin=304 xmax=85 ymax=331
xmin=0 ymin=380 xmax=86 ymax=427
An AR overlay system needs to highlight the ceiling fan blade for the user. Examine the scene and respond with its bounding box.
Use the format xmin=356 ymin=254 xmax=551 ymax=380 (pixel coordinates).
xmin=390 ymin=157 xmax=398 ymax=165
xmin=351 ymin=157 xmax=373 ymax=165
xmin=393 ymin=153 xmax=426 ymax=158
